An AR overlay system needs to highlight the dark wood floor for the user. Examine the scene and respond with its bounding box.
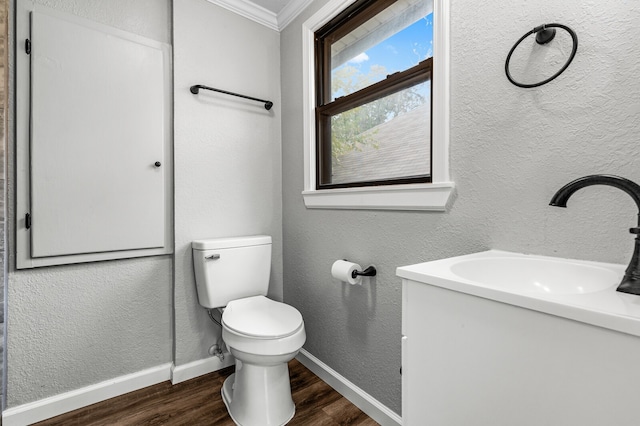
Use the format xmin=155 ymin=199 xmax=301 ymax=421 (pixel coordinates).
xmin=35 ymin=359 xmax=379 ymax=425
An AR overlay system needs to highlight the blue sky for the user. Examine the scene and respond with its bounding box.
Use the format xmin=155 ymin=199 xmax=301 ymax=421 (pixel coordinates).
xmin=340 ymin=13 xmax=433 ymax=77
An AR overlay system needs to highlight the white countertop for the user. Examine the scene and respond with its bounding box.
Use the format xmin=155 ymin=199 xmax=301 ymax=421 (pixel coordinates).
xmin=397 ymin=250 xmax=640 ymax=337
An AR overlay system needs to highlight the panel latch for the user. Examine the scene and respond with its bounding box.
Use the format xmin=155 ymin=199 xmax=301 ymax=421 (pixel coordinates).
xmin=25 ymin=213 xmax=31 ymax=229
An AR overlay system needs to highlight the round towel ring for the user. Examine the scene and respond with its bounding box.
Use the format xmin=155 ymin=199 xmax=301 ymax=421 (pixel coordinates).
xmin=505 ymin=23 xmax=578 ymax=88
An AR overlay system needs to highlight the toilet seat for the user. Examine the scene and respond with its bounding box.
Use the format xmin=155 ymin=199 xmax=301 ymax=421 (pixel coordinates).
xmin=222 ymin=295 xmax=303 ymax=339
xmin=221 ymin=295 xmax=306 ymax=357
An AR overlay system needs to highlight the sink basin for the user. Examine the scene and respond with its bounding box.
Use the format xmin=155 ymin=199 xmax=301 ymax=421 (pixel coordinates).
xmin=450 ymin=256 xmax=618 ymax=294
xmin=397 ymin=250 xmax=640 ymax=340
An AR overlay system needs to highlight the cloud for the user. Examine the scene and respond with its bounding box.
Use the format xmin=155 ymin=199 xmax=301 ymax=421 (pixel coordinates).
xmin=348 ymin=52 xmax=369 ymax=63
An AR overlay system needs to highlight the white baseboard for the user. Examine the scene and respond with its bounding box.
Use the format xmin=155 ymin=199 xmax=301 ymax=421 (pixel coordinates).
xmin=171 ymin=352 xmax=235 ymax=384
xmin=296 ymin=349 xmax=402 ymax=426
xmin=2 ymin=363 xmax=172 ymax=426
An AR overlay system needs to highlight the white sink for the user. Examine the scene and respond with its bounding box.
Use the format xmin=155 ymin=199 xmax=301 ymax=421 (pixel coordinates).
xmin=449 ymin=256 xmax=618 ymax=294
xmin=396 ymin=250 xmax=640 ymax=338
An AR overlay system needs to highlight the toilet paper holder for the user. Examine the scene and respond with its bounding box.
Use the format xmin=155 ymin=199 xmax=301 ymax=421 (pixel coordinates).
xmin=348 ymin=263 xmax=377 ymax=279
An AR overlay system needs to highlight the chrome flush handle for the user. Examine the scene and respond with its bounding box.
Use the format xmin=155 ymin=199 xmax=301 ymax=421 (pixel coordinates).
xmin=205 ymin=254 xmax=221 ymax=260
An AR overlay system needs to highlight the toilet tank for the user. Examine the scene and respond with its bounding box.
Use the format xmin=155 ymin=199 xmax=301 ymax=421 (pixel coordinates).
xmin=192 ymin=235 xmax=272 ymax=308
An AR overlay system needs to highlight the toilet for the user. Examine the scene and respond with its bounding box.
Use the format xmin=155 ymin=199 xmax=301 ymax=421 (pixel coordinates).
xmin=192 ymin=235 xmax=305 ymax=426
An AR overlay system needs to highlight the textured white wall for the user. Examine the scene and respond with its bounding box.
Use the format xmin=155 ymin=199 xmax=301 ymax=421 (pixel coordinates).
xmin=7 ymin=0 xmax=639 ymax=415
xmin=7 ymin=0 xmax=173 ymax=408
xmin=173 ymin=0 xmax=282 ymax=366
xmin=281 ymin=0 xmax=640 ymax=414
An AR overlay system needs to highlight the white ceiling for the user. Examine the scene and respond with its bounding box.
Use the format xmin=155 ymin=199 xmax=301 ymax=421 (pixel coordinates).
xmin=207 ymin=0 xmax=314 ymax=31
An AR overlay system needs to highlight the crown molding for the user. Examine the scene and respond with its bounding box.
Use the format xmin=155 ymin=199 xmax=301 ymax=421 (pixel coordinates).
xmin=206 ymin=0 xmax=312 ymax=32
xmin=206 ymin=0 xmax=279 ymax=31
xmin=278 ymin=0 xmax=315 ymax=30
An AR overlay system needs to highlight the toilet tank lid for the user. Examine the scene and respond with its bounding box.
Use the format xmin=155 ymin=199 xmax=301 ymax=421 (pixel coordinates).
xmin=192 ymin=235 xmax=271 ymax=250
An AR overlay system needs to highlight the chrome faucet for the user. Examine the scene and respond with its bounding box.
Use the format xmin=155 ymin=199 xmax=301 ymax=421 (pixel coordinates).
xmin=549 ymin=174 xmax=640 ymax=296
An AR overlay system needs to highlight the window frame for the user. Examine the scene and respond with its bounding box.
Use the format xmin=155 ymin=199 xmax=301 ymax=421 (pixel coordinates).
xmin=301 ymin=0 xmax=453 ymax=211
xmin=314 ymin=0 xmax=433 ymax=190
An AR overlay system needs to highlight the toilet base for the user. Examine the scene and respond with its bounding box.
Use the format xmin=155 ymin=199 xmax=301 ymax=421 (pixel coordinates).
xmin=221 ymin=361 xmax=295 ymax=426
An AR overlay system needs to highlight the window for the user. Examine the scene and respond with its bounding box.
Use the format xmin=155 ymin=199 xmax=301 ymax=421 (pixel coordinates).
xmin=302 ymin=0 xmax=453 ymax=210
xmin=315 ymin=0 xmax=433 ymax=189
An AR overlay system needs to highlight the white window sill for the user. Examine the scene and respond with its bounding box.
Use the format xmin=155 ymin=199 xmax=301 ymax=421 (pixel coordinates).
xmin=302 ymin=182 xmax=455 ymax=211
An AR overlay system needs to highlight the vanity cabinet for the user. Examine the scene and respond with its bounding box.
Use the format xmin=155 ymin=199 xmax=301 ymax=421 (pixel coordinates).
xmin=401 ymin=277 xmax=640 ymax=426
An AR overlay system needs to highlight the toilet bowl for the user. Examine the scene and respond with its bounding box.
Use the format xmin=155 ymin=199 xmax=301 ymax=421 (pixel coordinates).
xmin=192 ymin=236 xmax=306 ymax=426
xmin=220 ymin=295 xmax=305 ymax=426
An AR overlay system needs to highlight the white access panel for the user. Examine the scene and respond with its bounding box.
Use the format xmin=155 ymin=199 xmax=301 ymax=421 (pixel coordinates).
xmin=29 ymin=9 xmax=166 ymax=257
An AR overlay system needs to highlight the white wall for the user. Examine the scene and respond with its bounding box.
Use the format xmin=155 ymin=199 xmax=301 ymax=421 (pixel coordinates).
xmin=281 ymin=0 xmax=640 ymax=414
xmin=6 ymin=0 xmax=173 ymax=408
xmin=173 ymin=0 xmax=282 ymax=366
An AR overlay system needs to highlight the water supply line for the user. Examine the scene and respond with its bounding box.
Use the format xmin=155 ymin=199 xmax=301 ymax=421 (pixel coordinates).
xmin=207 ymin=308 xmax=222 ymax=327
xmin=207 ymin=308 xmax=227 ymax=361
